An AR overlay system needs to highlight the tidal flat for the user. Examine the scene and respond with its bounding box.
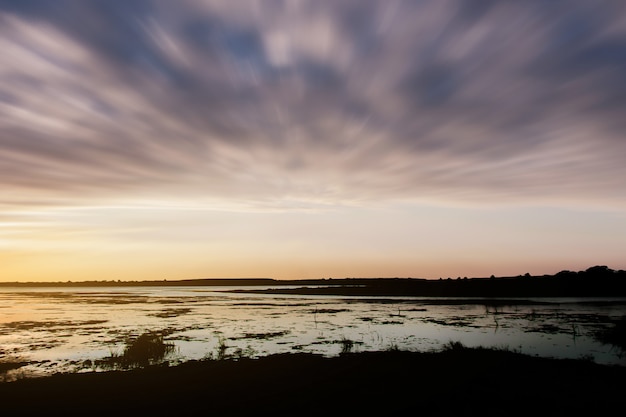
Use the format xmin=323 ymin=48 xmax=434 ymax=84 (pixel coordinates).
xmin=1 ymin=285 xmax=625 ymax=382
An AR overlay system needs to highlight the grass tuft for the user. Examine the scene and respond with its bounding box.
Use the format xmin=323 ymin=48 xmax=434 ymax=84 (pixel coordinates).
xmin=339 ymin=337 xmax=354 ymax=354
xmin=443 ymin=340 xmax=466 ymax=352
xmin=100 ymin=331 xmax=176 ymax=369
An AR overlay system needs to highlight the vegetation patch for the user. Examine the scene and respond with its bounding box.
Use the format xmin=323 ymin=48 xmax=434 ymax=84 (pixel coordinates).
xmin=2 ymin=320 xmax=108 ymax=332
xmin=0 ymin=361 xmax=29 ymax=373
xmin=422 ymin=317 xmax=478 ymax=327
xmin=98 ymin=331 xmax=176 ymax=369
xmin=336 ymin=337 xmax=363 ymax=354
xmin=202 ymin=335 xmax=259 ymax=360
xmin=149 ymin=308 xmax=192 ymax=318
xmin=312 ymin=308 xmax=350 ymax=314
xmin=232 ymin=330 xmax=291 ymax=340
xmin=379 ymin=320 xmax=404 ymax=325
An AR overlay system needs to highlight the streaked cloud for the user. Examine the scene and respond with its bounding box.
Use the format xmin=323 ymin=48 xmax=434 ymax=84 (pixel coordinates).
xmin=1 ymin=0 xmax=625 ymax=212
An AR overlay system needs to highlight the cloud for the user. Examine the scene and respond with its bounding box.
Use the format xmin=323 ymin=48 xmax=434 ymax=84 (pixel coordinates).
xmin=1 ymin=0 xmax=625 ymax=212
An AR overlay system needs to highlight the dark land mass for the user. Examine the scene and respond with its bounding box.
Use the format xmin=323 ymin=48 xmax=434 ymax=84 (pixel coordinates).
xmin=2 ymin=347 xmax=625 ymax=416
xmin=2 ymin=265 xmax=625 ymax=297
xmin=229 ymin=265 xmax=626 ymax=298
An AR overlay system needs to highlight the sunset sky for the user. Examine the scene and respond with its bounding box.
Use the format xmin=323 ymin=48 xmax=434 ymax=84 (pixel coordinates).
xmin=1 ymin=0 xmax=625 ymax=282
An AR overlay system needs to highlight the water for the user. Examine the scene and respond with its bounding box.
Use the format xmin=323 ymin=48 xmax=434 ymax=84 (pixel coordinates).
xmin=1 ymin=286 xmax=625 ymax=379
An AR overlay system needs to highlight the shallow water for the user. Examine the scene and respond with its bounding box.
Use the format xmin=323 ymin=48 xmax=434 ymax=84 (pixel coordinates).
xmin=1 ymin=286 xmax=625 ymax=379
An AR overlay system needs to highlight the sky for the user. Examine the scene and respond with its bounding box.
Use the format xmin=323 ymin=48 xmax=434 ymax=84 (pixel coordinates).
xmin=1 ymin=0 xmax=625 ymax=282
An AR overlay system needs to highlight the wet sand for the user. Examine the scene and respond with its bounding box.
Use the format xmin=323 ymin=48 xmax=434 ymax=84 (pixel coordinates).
xmin=1 ymin=347 xmax=625 ymax=416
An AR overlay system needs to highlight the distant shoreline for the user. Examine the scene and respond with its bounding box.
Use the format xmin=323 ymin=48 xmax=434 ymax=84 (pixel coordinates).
xmin=2 ymin=265 xmax=625 ymax=297
xmin=0 ymin=277 xmax=280 ymax=287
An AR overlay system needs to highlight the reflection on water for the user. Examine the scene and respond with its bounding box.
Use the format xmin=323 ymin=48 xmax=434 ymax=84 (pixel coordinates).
xmin=1 ymin=286 xmax=625 ymax=379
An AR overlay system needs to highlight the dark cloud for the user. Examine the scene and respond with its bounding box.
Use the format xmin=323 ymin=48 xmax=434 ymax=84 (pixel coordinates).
xmin=403 ymin=63 xmax=460 ymax=107
xmin=0 ymin=0 xmax=625 ymax=210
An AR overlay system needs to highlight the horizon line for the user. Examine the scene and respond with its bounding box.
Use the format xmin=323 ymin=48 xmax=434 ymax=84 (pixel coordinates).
xmin=0 ymin=265 xmax=621 ymax=286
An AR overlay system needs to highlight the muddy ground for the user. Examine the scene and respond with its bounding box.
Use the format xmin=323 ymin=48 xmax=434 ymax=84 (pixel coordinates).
xmin=1 ymin=347 xmax=625 ymax=416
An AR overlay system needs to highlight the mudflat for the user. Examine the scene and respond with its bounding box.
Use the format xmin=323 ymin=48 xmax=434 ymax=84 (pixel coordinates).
xmin=1 ymin=347 xmax=624 ymax=416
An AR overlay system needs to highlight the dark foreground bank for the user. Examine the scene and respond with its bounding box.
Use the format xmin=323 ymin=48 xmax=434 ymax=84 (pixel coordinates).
xmin=2 ymin=348 xmax=625 ymax=417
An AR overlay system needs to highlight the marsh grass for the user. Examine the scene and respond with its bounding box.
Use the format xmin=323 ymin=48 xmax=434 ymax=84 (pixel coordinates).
xmin=443 ymin=340 xmax=465 ymax=352
xmin=203 ymin=335 xmax=229 ymax=360
xmin=0 ymin=361 xmax=30 ymax=382
xmin=201 ymin=335 xmax=259 ymax=360
xmin=215 ymin=335 xmax=228 ymax=360
xmin=231 ymin=345 xmax=257 ymax=359
xmin=99 ymin=331 xmax=176 ymax=369
xmin=339 ymin=337 xmax=355 ymax=354
xmin=386 ymin=342 xmax=400 ymax=352
xmin=231 ymin=330 xmax=290 ymax=340
xmin=442 ymin=340 xmax=522 ymax=355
